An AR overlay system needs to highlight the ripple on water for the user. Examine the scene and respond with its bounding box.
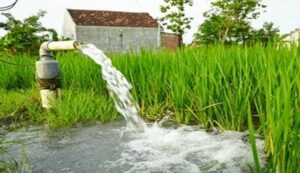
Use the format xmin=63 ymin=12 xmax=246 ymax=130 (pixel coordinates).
xmin=4 ymin=121 xmax=266 ymax=173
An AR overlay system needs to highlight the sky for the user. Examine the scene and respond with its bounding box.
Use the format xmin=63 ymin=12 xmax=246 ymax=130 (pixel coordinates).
xmin=0 ymin=0 xmax=299 ymax=43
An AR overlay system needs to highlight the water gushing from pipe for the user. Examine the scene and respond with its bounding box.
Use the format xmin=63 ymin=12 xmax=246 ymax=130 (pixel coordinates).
xmin=80 ymin=43 xmax=147 ymax=130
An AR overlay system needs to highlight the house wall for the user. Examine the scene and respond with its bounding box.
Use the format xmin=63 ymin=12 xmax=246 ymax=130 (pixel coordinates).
xmin=161 ymin=32 xmax=180 ymax=50
xmin=76 ymin=26 xmax=159 ymax=52
xmin=62 ymin=11 xmax=76 ymax=40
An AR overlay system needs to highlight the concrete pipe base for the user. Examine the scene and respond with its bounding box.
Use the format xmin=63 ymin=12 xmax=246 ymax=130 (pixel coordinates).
xmin=40 ymin=89 xmax=61 ymax=109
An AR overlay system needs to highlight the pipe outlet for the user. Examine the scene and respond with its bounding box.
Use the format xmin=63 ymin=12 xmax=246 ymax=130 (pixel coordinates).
xmin=39 ymin=40 xmax=81 ymax=58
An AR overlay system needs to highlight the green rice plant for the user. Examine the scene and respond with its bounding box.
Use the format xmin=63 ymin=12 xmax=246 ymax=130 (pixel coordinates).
xmin=56 ymin=51 xmax=107 ymax=92
xmin=248 ymin=105 xmax=261 ymax=173
xmin=250 ymin=45 xmax=300 ymax=173
xmin=0 ymin=89 xmax=42 ymax=125
xmin=0 ymin=54 xmax=36 ymax=90
xmin=45 ymin=89 xmax=120 ymax=128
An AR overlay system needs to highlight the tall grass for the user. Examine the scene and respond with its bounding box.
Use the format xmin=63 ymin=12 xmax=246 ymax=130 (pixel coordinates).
xmin=0 ymin=45 xmax=299 ymax=172
xmin=111 ymin=45 xmax=300 ymax=172
xmin=0 ymin=54 xmax=36 ymax=89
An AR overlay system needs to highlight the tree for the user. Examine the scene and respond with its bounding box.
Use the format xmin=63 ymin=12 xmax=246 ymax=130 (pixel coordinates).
xmin=0 ymin=11 xmax=58 ymax=54
xmin=194 ymin=0 xmax=266 ymax=45
xmin=248 ymin=22 xmax=280 ymax=46
xmin=160 ymin=0 xmax=193 ymax=47
xmin=193 ymin=14 xmax=230 ymax=44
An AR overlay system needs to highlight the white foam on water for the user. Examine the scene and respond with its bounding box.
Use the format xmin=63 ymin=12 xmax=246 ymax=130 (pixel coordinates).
xmin=105 ymin=124 xmax=265 ymax=173
xmin=80 ymin=44 xmax=147 ymax=130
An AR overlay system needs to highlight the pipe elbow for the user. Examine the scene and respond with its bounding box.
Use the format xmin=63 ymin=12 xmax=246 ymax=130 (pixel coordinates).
xmin=39 ymin=42 xmax=53 ymax=59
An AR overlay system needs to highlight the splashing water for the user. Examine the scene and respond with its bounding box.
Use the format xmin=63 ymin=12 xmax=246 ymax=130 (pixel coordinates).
xmin=80 ymin=44 xmax=147 ymax=130
xmin=105 ymin=123 xmax=266 ymax=173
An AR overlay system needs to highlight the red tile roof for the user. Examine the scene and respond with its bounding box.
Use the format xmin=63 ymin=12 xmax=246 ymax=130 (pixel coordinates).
xmin=67 ymin=9 xmax=159 ymax=28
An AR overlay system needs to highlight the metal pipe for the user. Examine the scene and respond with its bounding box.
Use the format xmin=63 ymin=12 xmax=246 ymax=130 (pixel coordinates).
xmin=39 ymin=40 xmax=81 ymax=59
xmin=40 ymin=40 xmax=80 ymax=51
xmin=37 ymin=40 xmax=81 ymax=109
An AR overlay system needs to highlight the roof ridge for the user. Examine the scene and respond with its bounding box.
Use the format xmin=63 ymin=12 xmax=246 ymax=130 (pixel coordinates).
xmin=67 ymin=9 xmax=149 ymax=15
xmin=67 ymin=9 xmax=158 ymax=28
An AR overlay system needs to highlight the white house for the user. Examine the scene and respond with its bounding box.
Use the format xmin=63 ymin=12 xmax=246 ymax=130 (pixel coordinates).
xmin=62 ymin=9 xmax=180 ymax=52
xmin=282 ymin=28 xmax=300 ymax=46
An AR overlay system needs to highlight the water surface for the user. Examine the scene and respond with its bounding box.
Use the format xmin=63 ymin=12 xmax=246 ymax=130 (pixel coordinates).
xmin=3 ymin=121 xmax=266 ymax=173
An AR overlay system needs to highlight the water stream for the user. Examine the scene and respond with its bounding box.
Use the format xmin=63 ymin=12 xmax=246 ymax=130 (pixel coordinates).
xmin=80 ymin=44 xmax=147 ymax=130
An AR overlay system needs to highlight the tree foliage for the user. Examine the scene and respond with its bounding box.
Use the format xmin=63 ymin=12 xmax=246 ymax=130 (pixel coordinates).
xmin=248 ymin=22 xmax=280 ymax=45
xmin=160 ymin=0 xmax=193 ymax=46
xmin=0 ymin=11 xmax=58 ymax=54
xmin=194 ymin=0 xmax=269 ymax=45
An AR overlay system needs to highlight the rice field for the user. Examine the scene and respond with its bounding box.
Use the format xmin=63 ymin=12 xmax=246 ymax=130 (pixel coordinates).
xmin=0 ymin=45 xmax=299 ymax=172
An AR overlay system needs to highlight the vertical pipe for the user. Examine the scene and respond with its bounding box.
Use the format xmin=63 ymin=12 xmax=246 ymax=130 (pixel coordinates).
xmin=36 ymin=56 xmax=61 ymax=109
